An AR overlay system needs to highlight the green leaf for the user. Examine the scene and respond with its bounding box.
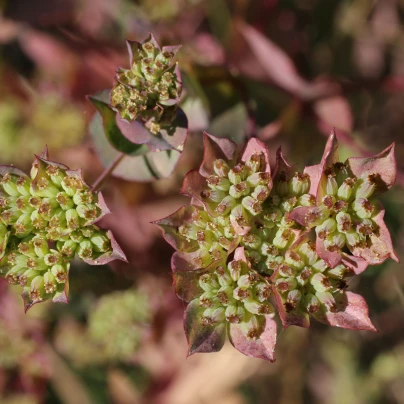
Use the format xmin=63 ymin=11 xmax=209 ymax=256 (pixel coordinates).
xmin=88 ymin=90 xmax=144 ymax=155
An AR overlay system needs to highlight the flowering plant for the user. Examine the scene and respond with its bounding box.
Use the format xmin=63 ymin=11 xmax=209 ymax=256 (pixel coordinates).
xmin=155 ymin=131 xmax=397 ymax=361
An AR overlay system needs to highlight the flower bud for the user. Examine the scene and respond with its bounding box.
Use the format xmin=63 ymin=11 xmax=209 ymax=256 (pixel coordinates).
xmin=273 ymin=228 xmax=293 ymax=249
xmin=251 ymin=185 xmax=270 ymax=202
xmin=30 ymin=275 xmax=45 ymax=301
xmin=285 ymin=289 xmax=302 ymax=312
xmin=324 ymin=232 xmax=346 ymax=252
xmin=246 ymin=250 xmax=262 ymax=266
xmin=304 ymin=293 xmax=320 ymax=314
xmin=215 ymin=195 xmax=236 ymax=215
xmin=278 ymin=263 xmax=296 ymax=277
xmin=225 ymin=305 xmax=245 ymax=323
xmin=73 ymin=190 xmax=93 ymax=205
xmin=312 ymin=259 xmax=328 ymax=273
xmin=202 ymin=307 xmax=225 ymax=324
xmin=327 ymin=264 xmax=349 ymax=279
xmin=44 ymin=271 xmax=57 ymax=294
xmin=337 ymin=178 xmax=355 ymax=200
xmin=78 ymin=240 xmax=93 ymax=260
xmin=316 ymin=218 xmax=337 ymax=239
xmin=245 ymin=153 xmax=265 ymax=173
xmin=66 ymin=208 xmax=80 ymax=230
xmin=199 ymin=273 xmax=219 ymax=292
xmin=242 ymin=233 xmax=262 ymax=250
xmin=30 ymin=210 xmax=47 ymax=229
xmin=59 ymin=240 xmax=78 ymax=257
xmin=298 ymin=194 xmax=316 ymax=206
xmin=61 ymin=176 xmax=84 ymax=197
xmin=48 ymin=209 xmax=67 ymax=229
xmin=228 ymin=164 xmax=246 ymax=184
xmin=242 ymin=196 xmax=262 ymax=216
xmin=206 ymin=176 xmax=231 ymax=192
xmin=260 ymin=243 xmax=279 ymax=257
xmin=44 ymin=251 xmax=62 ymax=266
xmin=19 ymin=269 xmax=40 ymax=286
xmin=233 ymin=285 xmax=252 ymax=302
xmin=247 ymin=172 xmax=271 ymax=187
xmin=285 ymin=250 xmax=304 ymax=270
xmin=275 ymin=277 xmax=297 ymax=292
xmin=32 ymin=236 xmax=49 ymax=257
xmin=213 ymin=159 xmax=230 ymax=177
xmin=255 ymin=282 xmax=272 ymax=301
xmin=14 ymin=213 xmax=34 ymax=237
xmin=353 ymin=198 xmax=374 ymax=219
xmin=357 ymin=219 xmax=374 ymax=236
xmin=16 ymin=177 xmax=31 ymax=196
xmin=91 ymin=233 xmax=111 ymax=253
xmin=325 ymin=174 xmax=338 ymax=196
xmin=334 ymin=163 xmax=349 ymax=184
xmin=239 ymin=314 xmax=263 ymax=340
xmin=316 ymin=291 xmax=336 ymax=312
xmin=355 ymin=176 xmax=376 ymax=199
xmin=70 ymin=231 xmax=84 ymax=243
xmin=229 ymin=181 xmax=250 ymax=199
xmin=76 ymin=204 xmax=99 ymax=222
xmin=81 ymin=226 xmax=95 ymax=238
xmin=345 ymin=230 xmax=362 ymax=247
xmin=199 ymin=291 xmax=217 ymax=308
xmin=51 ymin=264 xmax=68 ymax=283
xmin=56 ymin=192 xmax=75 ymax=210
xmin=244 ymin=299 xmax=273 ymax=315
xmin=216 ymin=286 xmax=235 ymax=306
xmin=310 ymin=273 xmax=332 ymax=292
xmin=18 ymin=241 xmax=36 ymax=257
xmin=289 ymin=173 xmax=310 ymax=195
xmin=298 ymin=242 xmax=318 ymax=265
xmin=296 ymin=267 xmax=312 ymax=286
xmin=228 ymin=260 xmax=243 ymax=281
xmin=1 ymin=207 xmax=20 ymax=225
xmin=46 ymin=165 xmax=66 ymax=187
xmin=33 ymin=177 xmax=60 ymax=198
xmin=238 ymin=271 xmax=259 ymax=288
xmin=1 ymin=173 xmax=21 ymax=196
xmin=263 ymin=208 xmax=282 ymax=224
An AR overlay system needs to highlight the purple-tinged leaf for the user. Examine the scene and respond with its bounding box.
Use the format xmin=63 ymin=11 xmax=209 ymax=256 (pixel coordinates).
xmin=303 ymin=164 xmax=322 ymax=196
xmin=234 ymin=247 xmax=248 ymax=263
xmin=347 ymin=143 xmax=396 ymax=193
xmin=239 ymin=23 xmax=335 ymax=101
xmin=316 ymin=236 xmax=342 ymax=268
xmin=0 ymin=231 xmax=10 ymax=261
xmin=314 ymin=292 xmax=378 ymax=332
xmin=288 ymin=206 xmax=318 ymax=228
xmin=349 ymin=209 xmax=399 ymax=264
xmin=171 ymin=251 xmax=203 ymax=272
xmin=93 ymin=192 xmax=112 ymax=224
xmin=199 ymin=132 xmax=237 ymax=177
xmin=241 ymin=138 xmax=271 ymax=175
xmin=273 ymin=147 xmax=293 ymax=181
xmin=83 ymin=230 xmax=128 ymax=265
xmin=116 ymin=108 xmax=188 ymax=153
xmin=173 ymin=268 xmax=207 ymax=303
xmin=153 ymin=205 xmax=199 ymax=252
xmin=53 ymin=286 xmax=69 ymax=304
xmin=229 ymin=315 xmax=277 ymax=361
xmin=0 ymin=166 xmax=29 ymax=178
xmin=341 ymin=254 xmax=368 ymax=275
xmin=317 ymin=130 xmax=339 ymax=202
xmin=39 ymin=146 xmax=50 ymax=160
xmin=185 ymin=299 xmax=226 ymax=356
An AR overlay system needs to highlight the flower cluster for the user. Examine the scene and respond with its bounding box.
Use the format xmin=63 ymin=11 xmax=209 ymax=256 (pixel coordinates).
xmin=110 ymin=34 xmax=182 ymax=134
xmin=0 ymin=149 xmax=126 ymax=310
xmin=155 ymin=132 xmax=397 ymax=361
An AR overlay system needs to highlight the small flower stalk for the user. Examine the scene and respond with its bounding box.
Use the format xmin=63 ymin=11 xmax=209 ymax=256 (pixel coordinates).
xmin=110 ymin=34 xmax=182 ymax=134
xmin=0 ymin=149 xmax=126 ymax=311
xmin=155 ymin=131 xmax=397 ymax=361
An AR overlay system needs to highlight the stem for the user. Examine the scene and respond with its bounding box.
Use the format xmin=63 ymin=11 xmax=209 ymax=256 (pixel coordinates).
xmin=91 ymin=152 xmax=125 ymax=192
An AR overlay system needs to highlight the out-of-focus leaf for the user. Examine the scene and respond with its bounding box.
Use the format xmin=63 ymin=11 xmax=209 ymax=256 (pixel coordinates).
xmin=88 ymin=90 xmax=144 ymax=155
xmin=181 ymin=97 xmax=210 ymax=132
xmin=239 ymin=24 xmax=337 ymax=100
xmin=90 ymin=113 xmax=182 ymax=181
xmin=208 ymin=103 xmax=247 ymax=144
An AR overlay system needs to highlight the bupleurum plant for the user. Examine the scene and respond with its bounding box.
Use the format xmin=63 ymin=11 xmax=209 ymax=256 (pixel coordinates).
xmin=155 ymin=131 xmax=398 ymax=361
xmin=0 ymin=148 xmax=126 ymax=311
xmin=110 ymin=34 xmax=182 ymax=134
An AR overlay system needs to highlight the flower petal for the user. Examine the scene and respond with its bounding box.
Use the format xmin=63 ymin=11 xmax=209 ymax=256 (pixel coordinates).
xmin=349 ymin=208 xmax=399 ymax=264
xmin=273 ymin=147 xmax=293 ymax=181
xmin=347 ymin=143 xmax=396 ymax=192
xmin=199 ymin=132 xmax=237 ymax=177
xmin=314 ymin=291 xmax=378 ymax=331
xmin=185 ymin=298 xmax=226 ymax=356
xmin=228 ymin=315 xmax=277 ymax=361
xmin=341 ymin=254 xmax=368 ymax=275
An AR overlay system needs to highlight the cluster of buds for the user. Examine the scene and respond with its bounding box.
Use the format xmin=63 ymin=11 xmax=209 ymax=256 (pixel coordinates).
xmin=110 ymin=34 xmax=182 ymax=134
xmin=156 ymin=132 xmax=397 ymax=361
xmin=88 ymin=289 xmax=151 ymax=361
xmin=0 ymin=149 xmax=126 ymax=310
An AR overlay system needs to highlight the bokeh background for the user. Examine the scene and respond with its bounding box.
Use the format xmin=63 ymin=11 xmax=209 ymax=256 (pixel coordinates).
xmin=0 ymin=0 xmax=403 ymax=403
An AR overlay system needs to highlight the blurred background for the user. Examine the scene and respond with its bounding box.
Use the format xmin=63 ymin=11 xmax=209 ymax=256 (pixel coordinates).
xmin=0 ymin=0 xmax=403 ymax=403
